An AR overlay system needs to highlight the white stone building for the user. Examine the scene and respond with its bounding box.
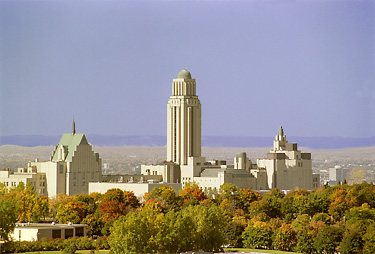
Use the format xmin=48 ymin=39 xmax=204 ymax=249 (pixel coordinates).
xmin=0 ymin=121 xmax=102 ymax=197
xmin=10 ymin=223 xmax=87 ymax=241
xmin=141 ymin=69 xmax=319 ymax=191
xmin=257 ymin=126 xmax=316 ymax=190
xmin=141 ymin=69 xmax=269 ymax=191
xmin=0 ymin=165 xmax=47 ymax=196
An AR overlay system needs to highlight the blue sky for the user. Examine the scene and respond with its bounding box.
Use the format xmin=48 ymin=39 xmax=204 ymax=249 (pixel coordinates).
xmin=1 ymin=0 xmax=374 ymax=138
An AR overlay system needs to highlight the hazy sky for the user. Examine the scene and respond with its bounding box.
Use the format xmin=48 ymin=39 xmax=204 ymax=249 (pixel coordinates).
xmin=1 ymin=0 xmax=374 ymax=138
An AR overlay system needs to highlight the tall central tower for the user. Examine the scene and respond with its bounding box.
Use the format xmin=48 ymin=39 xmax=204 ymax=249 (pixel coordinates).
xmin=167 ymin=69 xmax=202 ymax=165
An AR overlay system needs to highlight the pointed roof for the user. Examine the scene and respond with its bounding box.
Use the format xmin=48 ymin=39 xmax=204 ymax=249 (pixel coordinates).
xmin=72 ymin=118 xmax=76 ymax=135
xmin=278 ymin=126 xmax=284 ymax=136
xmin=51 ymin=133 xmax=89 ymax=162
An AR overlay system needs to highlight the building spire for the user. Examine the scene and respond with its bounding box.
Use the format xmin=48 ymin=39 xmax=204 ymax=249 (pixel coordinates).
xmin=72 ymin=118 xmax=76 ymax=135
xmin=278 ymin=126 xmax=284 ymax=136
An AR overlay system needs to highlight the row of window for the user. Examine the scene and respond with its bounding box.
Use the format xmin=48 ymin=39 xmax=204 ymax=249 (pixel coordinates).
xmin=72 ymin=172 xmax=96 ymax=179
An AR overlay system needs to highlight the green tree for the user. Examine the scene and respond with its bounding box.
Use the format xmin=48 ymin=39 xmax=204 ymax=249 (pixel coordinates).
xmin=363 ymin=222 xmax=375 ymax=254
xmin=0 ymin=182 xmax=8 ymax=196
xmin=313 ymin=225 xmax=342 ymax=254
xmin=237 ymin=189 xmax=261 ymax=213
xmin=182 ymin=204 xmax=228 ymax=252
xmin=147 ymin=185 xmax=177 ymax=208
xmin=348 ymin=183 xmax=375 ymax=208
xmin=248 ymin=200 xmax=271 ymax=221
xmin=345 ymin=203 xmax=375 ymax=224
xmin=16 ymin=182 xmax=37 ymax=222
xmin=272 ymin=224 xmax=297 ymax=251
xmin=56 ymin=201 xmax=88 ymax=224
xmin=102 ymin=188 xmax=124 ymax=203
xmin=0 ymin=198 xmax=19 ymax=240
xmin=74 ymin=194 xmax=96 ymax=214
xmin=82 ymin=212 xmax=104 ymax=236
xmin=219 ymin=183 xmax=239 ymax=201
xmin=281 ymin=189 xmax=313 ymax=222
xmin=290 ymin=214 xmax=316 ymax=253
xmin=340 ymin=222 xmax=365 ymax=254
xmin=225 ymin=217 xmax=246 ymax=247
xmin=311 ymin=212 xmax=332 ymax=225
xmin=263 ymin=188 xmax=284 ymax=218
xmin=108 ymin=204 xmax=228 ymax=253
xmin=242 ymin=221 xmax=273 ymax=249
xmin=308 ymin=187 xmax=330 ymax=214
xmin=32 ymin=196 xmax=49 ymax=222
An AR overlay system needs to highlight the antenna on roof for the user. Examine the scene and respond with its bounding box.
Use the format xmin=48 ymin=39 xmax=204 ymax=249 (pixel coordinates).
xmin=72 ymin=117 xmax=76 ymax=135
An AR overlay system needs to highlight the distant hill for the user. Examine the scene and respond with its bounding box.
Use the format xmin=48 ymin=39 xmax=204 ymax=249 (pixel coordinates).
xmin=1 ymin=135 xmax=374 ymax=149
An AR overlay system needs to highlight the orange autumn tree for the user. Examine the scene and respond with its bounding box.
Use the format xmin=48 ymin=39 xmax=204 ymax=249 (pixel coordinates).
xmin=123 ymin=190 xmax=140 ymax=208
xmin=178 ymin=187 xmax=207 ymax=206
xmin=99 ymin=201 xmax=128 ymax=222
xmin=328 ymin=187 xmax=358 ymax=221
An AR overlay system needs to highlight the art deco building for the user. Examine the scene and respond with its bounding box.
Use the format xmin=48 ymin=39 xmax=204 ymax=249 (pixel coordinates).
xmin=167 ymin=69 xmax=202 ymax=165
xmin=257 ymin=126 xmax=315 ymax=190
xmin=142 ymin=69 xmax=268 ymax=189
xmin=141 ymin=69 xmax=319 ymax=191
xmin=0 ymin=121 xmax=102 ymax=197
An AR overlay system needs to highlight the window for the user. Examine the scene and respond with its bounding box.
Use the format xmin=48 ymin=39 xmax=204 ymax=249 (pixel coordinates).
xmin=82 ymin=172 xmax=85 ymax=179
xmin=59 ymin=165 xmax=64 ymax=174
xmin=91 ymin=172 xmax=94 ymax=179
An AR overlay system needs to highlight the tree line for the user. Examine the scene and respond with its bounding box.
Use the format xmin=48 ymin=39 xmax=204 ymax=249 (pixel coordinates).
xmin=1 ymin=181 xmax=375 ymax=253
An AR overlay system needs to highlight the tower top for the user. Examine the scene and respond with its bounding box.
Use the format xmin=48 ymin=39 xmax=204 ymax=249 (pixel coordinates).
xmin=177 ymin=69 xmax=192 ymax=79
xmin=278 ymin=126 xmax=284 ymax=136
xmin=72 ymin=118 xmax=76 ymax=135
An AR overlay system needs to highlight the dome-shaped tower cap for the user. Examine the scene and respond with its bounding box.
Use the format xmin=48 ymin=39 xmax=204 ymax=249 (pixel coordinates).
xmin=177 ymin=69 xmax=192 ymax=79
xmin=236 ymin=152 xmax=246 ymax=157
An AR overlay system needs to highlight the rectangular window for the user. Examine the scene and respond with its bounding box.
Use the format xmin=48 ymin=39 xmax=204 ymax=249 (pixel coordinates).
xmin=59 ymin=165 xmax=64 ymax=174
xmin=82 ymin=172 xmax=85 ymax=179
xmin=91 ymin=172 xmax=94 ymax=179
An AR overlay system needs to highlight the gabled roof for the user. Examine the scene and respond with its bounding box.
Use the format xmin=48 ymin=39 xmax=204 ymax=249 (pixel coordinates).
xmin=51 ymin=133 xmax=89 ymax=162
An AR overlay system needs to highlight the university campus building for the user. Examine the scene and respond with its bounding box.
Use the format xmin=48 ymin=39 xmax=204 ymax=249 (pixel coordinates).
xmin=1 ymin=69 xmax=319 ymax=198
xmin=0 ymin=120 xmax=102 ymax=197
xmin=141 ymin=69 xmax=319 ymax=191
